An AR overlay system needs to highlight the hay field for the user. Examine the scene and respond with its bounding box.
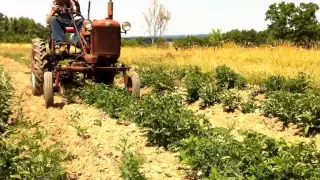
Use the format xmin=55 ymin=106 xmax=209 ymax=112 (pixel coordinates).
xmin=1 ymin=43 xmax=320 ymax=85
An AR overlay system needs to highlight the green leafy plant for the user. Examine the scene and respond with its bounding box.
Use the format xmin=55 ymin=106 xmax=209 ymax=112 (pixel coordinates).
xmin=128 ymin=92 xmax=213 ymax=148
xmin=262 ymin=72 xmax=311 ymax=93
xmin=138 ymin=65 xmax=177 ymax=92
xmin=240 ymin=99 xmax=259 ymax=113
xmin=262 ymin=90 xmax=320 ymax=135
xmin=199 ymin=83 xmax=223 ymax=108
xmin=80 ymin=83 xmax=134 ymax=119
xmin=0 ymin=66 xmax=13 ymax=133
xmin=75 ymin=125 xmax=90 ymax=139
xmin=180 ymin=129 xmax=320 ymax=179
xmin=116 ymin=137 xmax=146 ymax=180
xmin=0 ymin=130 xmax=66 ymax=179
xmin=184 ymin=67 xmax=213 ymax=103
xmin=220 ymin=90 xmax=242 ymax=112
xmin=214 ymin=64 xmax=247 ymax=89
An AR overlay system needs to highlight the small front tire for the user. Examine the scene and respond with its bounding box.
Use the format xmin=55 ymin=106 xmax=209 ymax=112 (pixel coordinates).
xmin=44 ymin=72 xmax=54 ymax=108
xmin=31 ymin=72 xmax=43 ymax=96
xmin=126 ymin=70 xmax=140 ymax=98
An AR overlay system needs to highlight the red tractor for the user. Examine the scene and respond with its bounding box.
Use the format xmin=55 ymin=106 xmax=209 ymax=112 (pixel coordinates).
xmin=30 ymin=0 xmax=140 ymax=108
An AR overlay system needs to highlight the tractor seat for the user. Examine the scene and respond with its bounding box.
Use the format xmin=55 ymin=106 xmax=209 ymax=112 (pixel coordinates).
xmin=65 ymin=27 xmax=75 ymax=33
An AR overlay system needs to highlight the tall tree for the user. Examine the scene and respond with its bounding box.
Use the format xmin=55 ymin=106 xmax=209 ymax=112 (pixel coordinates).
xmin=291 ymin=2 xmax=320 ymax=48
xmin=265 ymin=2 xmax=296 ymax=41
xmin=265 ymin=2 xmax=320 ymax=48
xmin=143 ymin=0 xmax=171 ymax=44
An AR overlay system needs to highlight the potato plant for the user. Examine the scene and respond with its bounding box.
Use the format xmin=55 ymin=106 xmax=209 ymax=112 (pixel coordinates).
xmin=214 ymin=64 xmax=247 ymax=90
xmin=0 ymin=130 xmax=67 ymax=179
xmin=240 ymin=99 xmax=259 ymax=113
xmin=262 ymin=72 xmax=312 ymax=93
xmin=180 ymin=129 xmax=320 ymax=179
xmin=262 ymin=91 xmax=320 ymax=135
xmin=220 ymin=90 xmax=242 ymax=113
xmin=184 ymin=66 xmax=213 ymax=103
xmin=138 ymin=65 xmax=179 ymax=92
xmin=0 ymin=65 xmax=13 ymax=133
xmin=116 ymin=137 xmax=146 ymax=180
xmin=126 ymin=92 xmax=213 ymax=148
xmin=199 ymin=83 xmax=223 ymax=108
xmin=77 ymin=79 xmax=320 ymax=179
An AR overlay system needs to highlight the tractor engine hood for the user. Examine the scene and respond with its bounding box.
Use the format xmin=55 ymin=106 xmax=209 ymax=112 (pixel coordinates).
xmin=90 ymin=19 xmax=121 ymax=58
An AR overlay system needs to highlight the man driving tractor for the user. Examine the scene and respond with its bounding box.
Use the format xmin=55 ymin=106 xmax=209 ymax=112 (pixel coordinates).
xmin=45 ymin=0 xmax=83 ymax=52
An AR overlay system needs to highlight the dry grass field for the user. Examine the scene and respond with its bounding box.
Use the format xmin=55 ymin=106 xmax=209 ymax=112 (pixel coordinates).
xmin=1 ymin=43 xmax=320 ymax=86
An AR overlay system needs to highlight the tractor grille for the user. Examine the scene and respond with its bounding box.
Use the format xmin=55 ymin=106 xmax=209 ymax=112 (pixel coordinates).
xmin=91 ymin=26 xmax=120 ymax=55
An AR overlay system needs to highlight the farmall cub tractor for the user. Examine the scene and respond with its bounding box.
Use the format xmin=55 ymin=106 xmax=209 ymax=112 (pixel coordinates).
xmin=30 ymin=0 xmax=140 ymax=108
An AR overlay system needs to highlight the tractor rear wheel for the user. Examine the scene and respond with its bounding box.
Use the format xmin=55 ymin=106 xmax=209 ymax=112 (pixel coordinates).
xmin=31 ymin=38 xmax=48 ymax=96
xmin=44 ymin=71 xmax=54 ymax=108
xmin=126 ymin=70 xmax=140 ymax=97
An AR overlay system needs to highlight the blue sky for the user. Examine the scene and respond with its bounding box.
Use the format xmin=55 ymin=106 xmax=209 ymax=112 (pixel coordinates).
xmin=1 ymin=0 xmax=319 ymax=36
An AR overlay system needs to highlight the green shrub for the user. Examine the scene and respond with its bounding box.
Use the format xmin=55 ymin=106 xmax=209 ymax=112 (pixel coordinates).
xmin=184 ymin=67 xmax=213 ymax=103
xmin=199 ymin=83 xmax=223 ymax=108
xmin=240 ymin=100 xmax=259 ymax=113
xmin=0 ymin=65 xmax=13 ymax=133
xmin=262 ymin=73 xmax=311 ymax=93
xmin=138 ymin=66 xmax=177 ymax=92
xmin=116 ymin=137 xmax=146 ymax=180
xmin=220 ymin=90 xmax=242 ymax=112
xmin=127 ymin=92 xmax=212 ymax=148
xmin=262 ymin=91 xmax=320 ymax=135
xmin=214 ymin=65 xmax=247 ymax=89
xmin=180 ymin=130 xmax=320 ymax=179
xmin=0 ymin=131 xmax=66 ymax=179
xmin=80 ymin=83 xmax=134 ymax=119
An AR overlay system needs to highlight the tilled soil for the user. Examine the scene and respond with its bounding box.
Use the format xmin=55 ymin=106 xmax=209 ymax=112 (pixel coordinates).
xmin=0 ymin=56 xmax=188 ymax=180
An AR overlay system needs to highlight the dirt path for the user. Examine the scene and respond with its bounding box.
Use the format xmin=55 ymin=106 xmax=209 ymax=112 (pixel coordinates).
xmin=0 ymin=56 xmax=188 ymax=180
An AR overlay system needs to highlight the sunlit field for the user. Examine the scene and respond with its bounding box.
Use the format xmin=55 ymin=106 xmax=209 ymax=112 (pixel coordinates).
xmin=1 ymin=43 xmax=320 ymax=86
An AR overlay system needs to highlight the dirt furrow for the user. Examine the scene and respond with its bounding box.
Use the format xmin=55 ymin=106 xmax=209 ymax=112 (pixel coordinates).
xmin=0 ymin=56 xmax=187 ymax=180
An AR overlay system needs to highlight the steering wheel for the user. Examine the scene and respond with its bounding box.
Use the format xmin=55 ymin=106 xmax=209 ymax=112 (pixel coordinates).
xmin=65 ymin=8 xmax=86 ymax=21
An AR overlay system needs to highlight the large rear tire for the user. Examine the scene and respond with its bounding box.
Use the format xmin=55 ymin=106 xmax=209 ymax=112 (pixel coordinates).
xmin=44 ymin=72 xmax=54 ymax=108
xmin=31 ymin=38 xmax=48 ymax=96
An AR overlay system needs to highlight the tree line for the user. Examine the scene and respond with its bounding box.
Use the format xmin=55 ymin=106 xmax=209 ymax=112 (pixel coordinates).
xmin=1 ymin=1 xmax=320 ymax=49
xmin=123 ymin=1 xmax=320 ymax=49
xmin=0 ymin=13 xmax=48 ymax=43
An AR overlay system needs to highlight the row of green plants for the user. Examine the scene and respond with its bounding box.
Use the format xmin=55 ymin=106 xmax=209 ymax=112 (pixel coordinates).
xmin=67 ymin=78 xmax=320 ymax=179
xmin=137 ymin=63 xmax=320 ymax=135
xmin=0 ymin=65 xmax=13 ymax=133
xmin=0 ymin=66 xmax=67 ymax=179
xmin=116 ymin=137 xmax=146 ymax=180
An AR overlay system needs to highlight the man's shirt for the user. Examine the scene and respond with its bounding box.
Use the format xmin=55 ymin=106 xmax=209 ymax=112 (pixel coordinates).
xmin=49 ymin=0 xmax=81 ymax=20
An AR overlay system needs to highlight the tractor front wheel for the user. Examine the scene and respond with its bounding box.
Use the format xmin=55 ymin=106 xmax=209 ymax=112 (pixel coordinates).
xmin=44 ymin=72 xmax=54 ymax=108
xmin=126 ymin=70 xmax=140 ymax=98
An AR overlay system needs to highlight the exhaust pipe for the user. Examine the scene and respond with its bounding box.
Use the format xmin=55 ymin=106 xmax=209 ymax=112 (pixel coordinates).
xmin=108 ymin=0 xmax=113 ymax=20
xmin=88 ymin=0 xmax=91 ymax=19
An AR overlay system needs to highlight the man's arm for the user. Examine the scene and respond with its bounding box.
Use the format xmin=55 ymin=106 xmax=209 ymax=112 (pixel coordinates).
xmin=46 ymin=8 xmax=56 ymax=24
xmin=70 ymin=0 xmax=78 ymax=12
